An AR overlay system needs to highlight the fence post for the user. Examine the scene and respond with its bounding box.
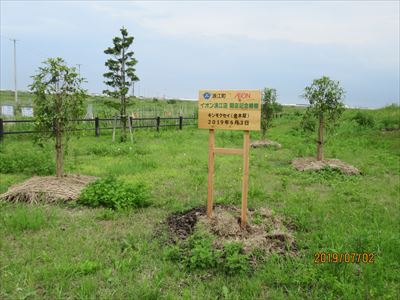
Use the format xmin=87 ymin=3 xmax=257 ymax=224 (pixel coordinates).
xmin=128 ymin=116 xmax=134 ymax=143
xmin=179 ymin=116 xmax=183 ymax=130
xmin=156 ymin=116 xmax=160 ymax=132
xmin=95 ymin=117 xmax=100 ymax=137
xmin=0 ymin=118 xmax=3 ymax=142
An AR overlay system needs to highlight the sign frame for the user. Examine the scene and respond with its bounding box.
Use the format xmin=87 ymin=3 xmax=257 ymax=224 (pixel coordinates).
xmin=199 ymin=90 xmax=261 ymax=227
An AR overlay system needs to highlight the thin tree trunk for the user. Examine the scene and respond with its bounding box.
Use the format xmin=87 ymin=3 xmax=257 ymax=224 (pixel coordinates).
xmin=55 ymin=93 xmax=63 ymax=177
xmin=262 ymin=102 xmax=267 ymax=140
xmin=120 ymin=39 xmax=127 ymax=142
xmin=120 ymin=98 xmax=127 ymax=142
xmin=317 ymin=115 xmax=324 ymax=161
xmin=262 ymin=111 xmax=267 ymax=140
xmin=112 ymin=115 xmax=116 ymax=142
xmin=55 ymin=128 xmax=63 ymax=177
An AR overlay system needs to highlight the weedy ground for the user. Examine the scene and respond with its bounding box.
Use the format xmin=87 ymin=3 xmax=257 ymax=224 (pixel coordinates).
xmin=0 ymin=105 xmax=399 ymax=299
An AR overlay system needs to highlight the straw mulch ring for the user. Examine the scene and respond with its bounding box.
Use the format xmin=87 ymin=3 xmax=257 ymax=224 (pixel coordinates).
xmin=0 ymin=174 xmax=97 ymax=204
xmin=167 ymin=205 xmax=297 ymax=255
xmin=251 ymin=140 xmax=282 ymax=149
xmin=292 ymin=157 xmax=360 ymax=175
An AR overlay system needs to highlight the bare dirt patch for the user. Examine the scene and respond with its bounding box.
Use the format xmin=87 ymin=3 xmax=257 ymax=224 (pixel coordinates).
xmin=167 ymin=206 xmax=206 ymax=240
xmin=251 ymin=140 xmax=282 ymax=149
xmin=0 ymin=174 xmax=97 ymax=204
xmin=167 ymin=205 xmax=297 ymax=255
xmin=292 ymin=157 xmax=360 ymax=175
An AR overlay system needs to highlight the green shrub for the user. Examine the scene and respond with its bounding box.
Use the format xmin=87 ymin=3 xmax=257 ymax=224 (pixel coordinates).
xmin=300 ymin=113 xmax=315 ymax=132
xmin=78 ymin=176 xmax=150 ymax=210
xmin=380 ymin=103 xmax=399 ymax=130
xmin=186 ymin=232 xmax=221 ymax=270
xmin=164 ymin=231 xmax=251 ymax=275
xmin=352 ymin=112 xmax=375 ymax=128
xmin=381 ymin=116 xmax=399 ymax=130
xmin=223 ymin=242 xmax=250 ymax=275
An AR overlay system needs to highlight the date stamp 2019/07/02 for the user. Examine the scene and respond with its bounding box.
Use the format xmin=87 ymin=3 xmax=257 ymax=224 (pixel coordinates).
xmin=314 ymin=252 xmax=375 ymax=264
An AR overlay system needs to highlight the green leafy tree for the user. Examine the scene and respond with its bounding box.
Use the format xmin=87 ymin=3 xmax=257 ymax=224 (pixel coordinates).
xmin=103 ymin=27 xmax=139 ymax=142
xmin=261 ymin=88 xmax=282 ymax=140
xmin=30 ymin=57 xmax=87 ymax=177
xmin=303 ymin=76 xmax=345 ymax=161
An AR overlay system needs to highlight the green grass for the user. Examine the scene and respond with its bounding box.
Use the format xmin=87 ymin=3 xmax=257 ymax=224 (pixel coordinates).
xmin=1 ymin=205 xmax=56 ymax=233
xmin=0 ymin=105 xmax=399 ymax=299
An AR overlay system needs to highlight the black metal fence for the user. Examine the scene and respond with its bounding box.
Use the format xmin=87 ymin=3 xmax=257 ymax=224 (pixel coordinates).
xmin=0 ymin=116 xmax=197 ymax=142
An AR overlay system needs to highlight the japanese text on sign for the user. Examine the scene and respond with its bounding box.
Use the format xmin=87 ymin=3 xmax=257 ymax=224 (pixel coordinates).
xmin=198 ymin=90 xmax=261 ymax=131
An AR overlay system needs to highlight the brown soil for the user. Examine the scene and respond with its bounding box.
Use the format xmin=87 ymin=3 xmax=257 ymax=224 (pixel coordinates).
xmin=166 ymin=206 xmax=207 ymax=240
xmin=0 ymin=174 xmax=97 ymax=204
xmin=292 ymin=157 xmax=360 ymax=175
xmin=251 ymin=140 xmax=282 ymax=149
xmin=167 ymin=205 xmax=297 ymax=255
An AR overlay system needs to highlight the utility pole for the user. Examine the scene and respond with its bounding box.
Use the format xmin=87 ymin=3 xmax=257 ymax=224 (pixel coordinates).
xmin=76 ymin=64 xmax=82 ymax=76
xmin=10 ymin=39 xmax=18 ymax=103
xmin=131 ymin=81 xmax=135 ymax=97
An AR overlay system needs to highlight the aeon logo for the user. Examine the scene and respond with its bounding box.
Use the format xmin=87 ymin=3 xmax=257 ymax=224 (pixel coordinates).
xmin=203 ymin=92 xmax=211 ymax=100
xmin=234 ymin=92 xmax=251 ymax=100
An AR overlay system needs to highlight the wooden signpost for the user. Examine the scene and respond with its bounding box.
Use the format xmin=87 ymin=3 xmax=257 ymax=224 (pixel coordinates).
xmin=198 ymin=90 xmax=261 ymax=227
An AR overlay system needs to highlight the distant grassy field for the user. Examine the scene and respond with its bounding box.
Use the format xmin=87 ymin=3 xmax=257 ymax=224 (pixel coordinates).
xmin=0 ymin=104 xmax=399 ymax=299
xmin=0 ymin=90 xmax=197 ymax=119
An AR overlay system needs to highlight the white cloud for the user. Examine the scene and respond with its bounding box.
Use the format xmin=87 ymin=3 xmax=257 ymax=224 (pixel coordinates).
xmin=90 ymin=1 xmax=399 ymax=46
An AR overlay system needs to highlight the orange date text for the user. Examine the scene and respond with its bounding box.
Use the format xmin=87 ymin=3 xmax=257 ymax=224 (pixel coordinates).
xmin=314 ymin=252 xmax=375 ymax=264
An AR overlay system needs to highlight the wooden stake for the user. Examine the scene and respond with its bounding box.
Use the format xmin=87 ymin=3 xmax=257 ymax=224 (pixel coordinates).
xmin=317 ymin=116 xmax=324 ymax=161
xmin=207 ymin=129 xmax=215 ymax=218
xmin=112 ymin=116 xmax=116 ymax=142
xmin=128 ymin=116 xmax=134 ymax=144
xmin=241 ymin=130 xmax=250 ymax=227
xmin=214 ymin=147 xmax=243 ymax=155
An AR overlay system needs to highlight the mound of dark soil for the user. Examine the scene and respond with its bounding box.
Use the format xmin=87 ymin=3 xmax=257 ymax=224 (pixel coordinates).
xmin=0 ymin=174 xmax=97 ymax=204
xmin=166 ymin=206 xmax=207 ymax=240
xmin=167 ymin=205 xmax=297 ymax=255
xmin=251 ymin=140 xmax=282 ymax=149
xmin=292 ymin=157 xmax=360 ymax=175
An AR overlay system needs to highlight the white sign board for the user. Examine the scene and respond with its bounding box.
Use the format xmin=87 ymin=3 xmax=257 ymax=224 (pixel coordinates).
xmin=86 ymin=104 xmax=93 ymax=118
xmin=21 ymin=107 xmax=34 ymax=117
xmin=1 ymin=105 xmax=14 ymax=117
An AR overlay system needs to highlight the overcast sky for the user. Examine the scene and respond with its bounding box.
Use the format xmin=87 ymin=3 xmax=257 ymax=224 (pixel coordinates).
xmin=1 ymin=1 xmax=399 ymax=107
